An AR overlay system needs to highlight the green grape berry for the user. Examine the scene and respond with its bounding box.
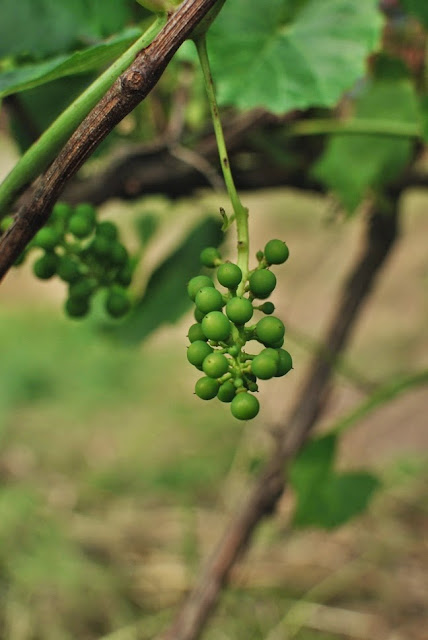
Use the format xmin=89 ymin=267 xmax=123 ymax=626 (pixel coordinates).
xmin=52 ymin=202 xmax=73 ymax=223
xmin=200 ymin=247 xmax=221 ymax=268
xmin=195 ymin=286 xmax=224 ymax=313
xmin=201 ymin=311 xmax=231 ymax=341
xmin=231 ymin=392 xmax=260 ymax=420
xmin=251 ymin=353 xmax=277 ymax=380
xmin=90 ymin=235 xmax=112 ymax=259
xmin=275 ymin=349 xmax=293 ymax=377
xmin=33 ymin=227 xmax=61 ymax=250
xmin=105 ymin=286 xmax=131 ymax=318
xmin=249 ymin=269 xmax=277 ymax=299
xmin=260 ymin=347 xmax=280 ymax=364
xmin=33 ymin=252 xmax=58 ymax=279
xmin=195 ymin=376 xmax=220 ymax=400
xmin=96 ymin=221 xmax=118 ymax=240
xmin=256 ymin=316 xmax=285 ymax=346
xmin=264 ymin=239 xmax=289 ymax=265
xmin=217 ymin=262 xmax=242 ymax=289
xmin=69 ymin=279 xmax=94 ymax=301
xmin=188 ymin=323 xmax=207 ymax=343
xmin=116 ymin=263 xmax=133 ymax=286
xmin=187 ymin=340 xmax=213 ymax=367
xmin=225 ymin=297 xmax=253 ymax=325
xmin=187 ymin=275 xmax=214 ymax=301
xmin=258 ymin=301 xmax=275 ymax=315
xmin=65 ymin=295 xmax=90 ymax=318
xmin=217 ymin=381 xmax=236 ymax=403
xmin=228 ymin=344 xmax=240 ymax=357
xmin=194 ymin=307 xmax=205 ymax=323
xmin=68 ymin=214 xmax=94 ymax=238
xmin=57 ymin=256 xmax=81 ymax=283
xmin=74 ymin=203 xmax=96 ymax=222
xmin=202 ymin=352 xmax=229 ymax=378
xmin=110 ymin=242 xmax=128 ymax=266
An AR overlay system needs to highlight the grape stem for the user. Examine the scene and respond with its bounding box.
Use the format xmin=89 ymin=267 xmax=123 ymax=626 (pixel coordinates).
xmin=0 ymin=16 xmax=166 ymax=219
xmin=193 ymin=35 xmax=249 ymax=295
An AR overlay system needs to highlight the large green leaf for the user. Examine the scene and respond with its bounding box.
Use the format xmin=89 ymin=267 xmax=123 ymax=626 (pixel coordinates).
xmin=208 ymin=0 xmax=383 ymax=113
xmin=313 ymin=77 xmax=420 ymax=212
xmin=0 ymin=28 xmax=141 ymax=99
xmin=111 ymin=218 xmax=223 ymax=344
xmin=290 ymin=434 xmax=380 ymax=529
xmin=401 ymin=0 xmax=428 ymax=27
xmin=0 ymin=0 xmax=134 ymax=59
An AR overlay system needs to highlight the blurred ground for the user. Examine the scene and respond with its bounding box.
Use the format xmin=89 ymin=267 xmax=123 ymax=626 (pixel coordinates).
xmin=0 ymin=142 xmax=427 ymax=638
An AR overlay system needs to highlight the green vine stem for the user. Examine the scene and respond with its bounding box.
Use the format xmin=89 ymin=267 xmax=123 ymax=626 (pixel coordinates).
xmin=0 ymin=15 xmax=166 ymax=219
xmin=193 ymin=34 xmax=249 ymax=293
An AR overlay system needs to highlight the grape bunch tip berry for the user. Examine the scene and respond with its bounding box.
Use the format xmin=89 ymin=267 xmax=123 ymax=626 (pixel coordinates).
xmin=186 ymin=238 xmax=292 ymax=421
xmin=14 ymin=201 xmax=134 ymax=320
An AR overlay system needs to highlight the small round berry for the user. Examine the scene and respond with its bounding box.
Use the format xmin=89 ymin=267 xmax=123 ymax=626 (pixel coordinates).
xmin=251 ymin=354 xmax=277 ymax=380
xmin=187 ymin=275 xmax=214 ymax=301
xmin=202 ymin=352 xmax=229 ymax=378
xmin=260 ymin=347 xmax=280 ymax=364
xmin=249 ymin=269 xmax=277 ymax=299
xmin=255 ymin=316 xmax=285 ymax=346
xmin=33 ymin=227 xmax=60 ymax=250
xmin=65 ymin=295 xmax=90 ymax=318
xmin=69 ymin=279 xmax=94 ymax=300
xmin=258 ymin=302 xmax=275 ymax=315
xmin=225 ymin=297 xmax=253 ymax=324
xmin=105 ymin=286 xmax=131 ymax=318
xmin=68 ymin=214 xmax=94 ymax=238
xmin=201 ymin=311 xmax=231 ymax=341
xmin=217 ymin=262 xmax=242 ymax=289
xmin=110 ymin=242 xmax=128 ymax=266
xmin=57 ymin=256 xmax=81 ymax=283
xmin=217 ymin=381 xmax=236 ymax=403
xmin=264 ymin=239 xmax=289 ymax=265
xmin=187 ymin=340 xmax=213 ymax=367
xmin=33 ymin=252 xmax=58 ymax=279
xmin=228 ymin=344 xmax=240 ymax=357
xmin=200 ymin=247 xmax=221 ymax=267
xmin=194 ymin=307 xmax=206 ymax=323
xmin=195 ymin=286 xmax=224 ymax=313
xmin=90 ymin=235 xmax=112 ymax=259
xmin=96 ymin=221 xmax=118 ymax=240
xmin=231 ymin=392 xmax=260 ymax=420
xmin=52 ymin=202 xmax=73 ymax=223
xmin=195 ymin=376 xmax=219 ymax=400
xmin=74 ymin=203 xmax=96 ymax=222
xmin=188 ymin=323 xmax=207 ymax=343
xmin=275 ymin=349 xmax=293 ymax=377
xmin=116 ymin=264 xmax=133 ymax=286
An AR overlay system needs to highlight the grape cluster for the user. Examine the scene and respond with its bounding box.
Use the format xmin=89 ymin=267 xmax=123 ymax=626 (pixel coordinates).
xmin=7 ymin=202 xmax=133 ymax=319
xmin=186 ymin=239 xmax=292 ymax=421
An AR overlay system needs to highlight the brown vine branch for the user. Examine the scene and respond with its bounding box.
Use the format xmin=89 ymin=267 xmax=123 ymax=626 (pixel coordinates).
xmin=0 ymin=0 xmax=221 ymax=281
xmin=157 ymin=206 xmax=400 ymax=640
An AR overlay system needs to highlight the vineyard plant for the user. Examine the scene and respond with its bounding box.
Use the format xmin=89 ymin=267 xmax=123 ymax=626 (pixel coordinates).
xmin=0 ymin=0 xmax=427 ymax=639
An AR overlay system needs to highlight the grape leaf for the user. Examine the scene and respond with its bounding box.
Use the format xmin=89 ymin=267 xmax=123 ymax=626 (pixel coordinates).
xmin=289 ymin=434 xmax=336 ymax=494
xmin=400 ymin=0 xmax=428 ymax=27
xmin=313 ymin=77 xmax=420 ymax=212
xmin=207 ymin=0 xmax=383 ymax=113
xmin=0 ymin=28 xmax=141 ymax=99
xmin=110 ymin=218 xmax=223 ymax=344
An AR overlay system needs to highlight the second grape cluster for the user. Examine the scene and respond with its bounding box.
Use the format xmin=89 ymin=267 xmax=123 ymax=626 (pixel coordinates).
xmin=186 ymin=239 xmax=292 ymax=421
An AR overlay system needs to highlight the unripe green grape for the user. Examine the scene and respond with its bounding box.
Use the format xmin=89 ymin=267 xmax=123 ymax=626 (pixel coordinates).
xmin=187 ymin=275 xmax=214 ymax=301
xmin=74 ymin=203 xmax=96 ymax=223
xmin=258 ymin=301 xmax=275 ymax=315
xmin=231 ymin=392 xmax=260 ymax=420
xmin=96 ymin=221 xmax=118 ymax=240
xmin=194 ymin=307 xmax=205 ymax=323
xmin=52 ymin=202 xmax=73 ymax=223
xmin=33 ymin=227 xmax=61 ymax=250
xmin=228 ymin=344 xmax=240 ymax=357
xmin=116 ymin=263 xmax=133 ymax=286
xmin=110 ymin=242 xmax=128 ymax=266
xmin=264 ymin=239 xmax=289 ymax=265
xmin=105 ymin=286 xmax=131 ymax=318
xmin=33 ymin=252 xmax=58 ymax=279
xmin=201 ymin=311 xmax=231 ymax=341
xmin=68 ymin=214 xmax=94 ymax=238
xmin=225 ymin=297 xmax=253 ymax=324
xmin=271 ymin=337 xmax=284 ymax=349
xmin=188 ymin=323 xmax=207 ymax=343
xmin=195 ymin=376 xmax=219 ymax=400
xmin=217 ymin=381 xmax=236 ymax=403
xmin=260 ymin=347 xmax=280 ymax=364
xmin=200 ymin=246 xmax=221 ymax=268
xmin=65 ymin=295 xmax=90 ymax=318
xmin=69 ymin=279 xmax=94 ymax=301
xmin=90 ymin=235 xmax=112 ymax=259
xmin=57 ymin=256 xmax=81 ymax=283
xmin=245 ymin=379 xmax=259 ymax=393
xmin=195 ymin=286 xmax=224 ymax=313
xmin=202 ymin=352 xmax=229 ymax=378
xmin=187 ymin=340 xmax=213 ymax=367
xmin=275 ymin=349 xmax=293 ymax=377
xmin=249 ymin=269 xmax=276 ymax=299
xmin=217 ymin=262 xmax=242 ymax=289
xmin=251 ymin=354 xmax=277 ymax=380
xmin=234 ymin=377 xmax=244 ymax=389
xmin=255 ymin=316 xmax=285 ymax=346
